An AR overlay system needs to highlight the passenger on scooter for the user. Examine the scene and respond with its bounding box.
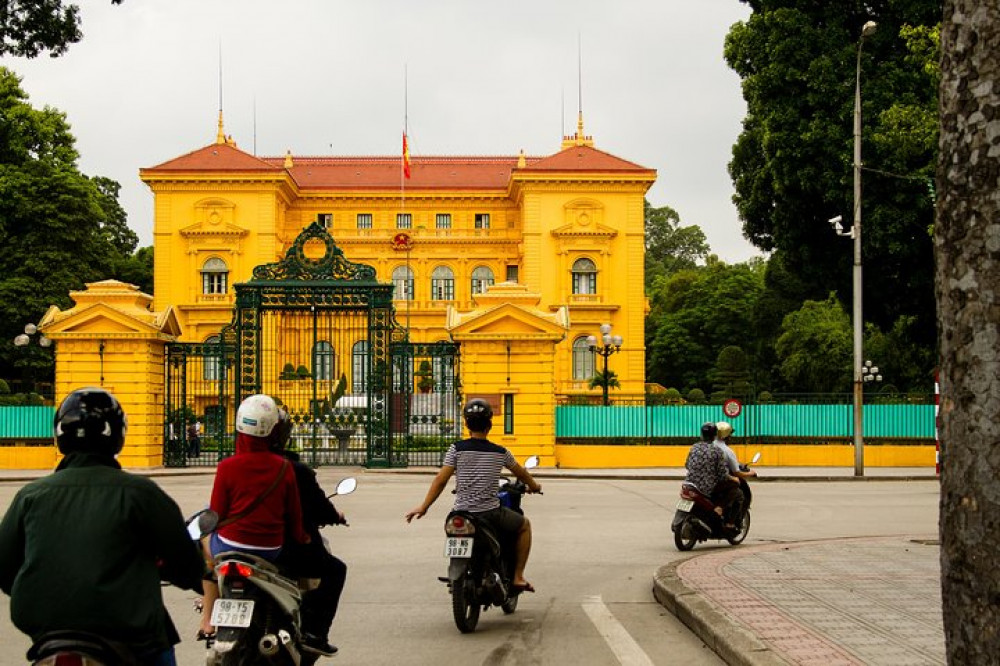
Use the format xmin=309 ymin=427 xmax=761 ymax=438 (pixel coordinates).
xmin=405 ymin=398 xmax=542 ymax=592
xmin=270 ymin=406 xmax=346 ymax=658
xmin=713 ymin=421 xmax=756 ymax=526
xmin=198 ymin=394 xmax=310 ymax=642
xmin=0 ymin=387 xmax=205 ymax=665
xmin=683 ymin=422 xmax=741 ymax=530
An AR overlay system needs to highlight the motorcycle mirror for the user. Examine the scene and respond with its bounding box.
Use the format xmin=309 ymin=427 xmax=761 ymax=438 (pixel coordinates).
xmin=331 ymin=477 xmax=357 ymax=497
xmin=751 ymin=452 xmax=762 ymax=464
xmin=186 ymin=509 xmax=219 ymax=540
xmin=524 ymin=455 xmax=539 ymax=470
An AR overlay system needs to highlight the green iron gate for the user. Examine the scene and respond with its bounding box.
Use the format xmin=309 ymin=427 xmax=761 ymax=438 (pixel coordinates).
xmin=164 ymin=221 xmax=460 ymax=467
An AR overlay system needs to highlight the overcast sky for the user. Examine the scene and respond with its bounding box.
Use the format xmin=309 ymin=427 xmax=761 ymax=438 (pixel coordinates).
xmin=4 ymin=0 xmax=761 ymax=263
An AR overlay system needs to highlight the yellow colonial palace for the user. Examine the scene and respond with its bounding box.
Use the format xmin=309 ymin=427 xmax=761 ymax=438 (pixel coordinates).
xmin=139 ymin=118 xmax=655 ymax=403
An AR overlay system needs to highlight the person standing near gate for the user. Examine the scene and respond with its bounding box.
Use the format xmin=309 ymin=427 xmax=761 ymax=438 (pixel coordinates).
xmin=187 ymin=420 xmax=202 ymax=458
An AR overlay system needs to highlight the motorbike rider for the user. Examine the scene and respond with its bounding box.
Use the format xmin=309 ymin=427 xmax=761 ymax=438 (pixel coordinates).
xmin=198 ymin=394 xmax=309 ymax=642
xmin=713 ymin=421 xmax=756 ymax=527
xmin=0 ymin=387 xmax=205 ymax=665
xmin=683 ymin=422 xmax=741 ymax=530
xmin=270 ymin=406 xmax=346 ymax=658
xmin=405 ymin=398 xmax=542 ymax=592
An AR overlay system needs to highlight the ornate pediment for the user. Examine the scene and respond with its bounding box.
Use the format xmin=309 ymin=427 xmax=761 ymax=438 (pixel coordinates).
xmin=179 ymin=198 xmax=249 ymax=239
xmin=550 ymin=198 xmax=617 ymax=239
xmin=249 ymin=222 xmax=377 ymax=281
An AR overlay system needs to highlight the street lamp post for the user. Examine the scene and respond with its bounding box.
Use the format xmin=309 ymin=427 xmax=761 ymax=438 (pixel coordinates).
xmin=832 ymin=21 xmax=877 ymax=476
xmin=851 ymin=20 xmax=877 ymax=477
xmin=13 ymin=322 xmax=53 ymax=396
xmin=587 ymin=323 xmax=623 ymax=406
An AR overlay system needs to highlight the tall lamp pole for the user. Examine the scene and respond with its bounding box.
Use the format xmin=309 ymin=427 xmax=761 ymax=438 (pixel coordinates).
xmin=851 ymin=20 xmax=877 ymax=476
xmin=587 ymin=323 xmax=622 ymax=406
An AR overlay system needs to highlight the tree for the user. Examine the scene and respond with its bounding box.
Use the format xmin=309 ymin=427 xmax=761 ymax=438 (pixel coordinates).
xmin=646 ymin=260 xmax=765 ymax=392
xmin=725 ymin=2 xmax=941 ymax=389
xmin=644 ymin=199 xmax=710 ymax=288
xmin=0 ymin=67 xmax=136 ymax=382
xmin=774 ymin=294 xmax=852 ymax=394
xmin=0 ymin=0 xmax=123 ymax=58
xmin=936 ymin=1 xmax=1000 ymax=661
xmin=710 ymin=346 xmax=752 ymax=401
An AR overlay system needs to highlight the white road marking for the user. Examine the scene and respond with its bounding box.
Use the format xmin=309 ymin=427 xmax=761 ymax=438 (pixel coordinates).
xmin=582 ymin=595 xmax=655 ymax=666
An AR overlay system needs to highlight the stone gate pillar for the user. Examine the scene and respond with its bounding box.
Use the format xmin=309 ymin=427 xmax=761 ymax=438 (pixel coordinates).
xmin=39 ymin=280 xmax=181 ymax=467
xmin=447 ymin=282 xmax=569 ymax=465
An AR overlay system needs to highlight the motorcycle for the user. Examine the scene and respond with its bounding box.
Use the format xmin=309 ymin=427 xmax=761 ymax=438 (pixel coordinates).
xmin=205 ymin=476 xmax=356 ymax=666
xmin=26 ymin=510 xmax=223 ymax=666
xmin=440 ymin=455 xmax=540 ymax=633
xmin=672 ymin=453 xmax=760 ymax=552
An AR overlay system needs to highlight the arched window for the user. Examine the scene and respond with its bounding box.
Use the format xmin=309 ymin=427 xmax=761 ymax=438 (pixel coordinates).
xmin=431 ymin=266 xmax=455 ymax=301
xmin=313 ymin=341 xmax=334 ymax=381
xmin=572 ymin=258 xmax=597 ymax=295
xmin=572 ymin=336 xmax=595 ymax=381
xmin=471 ymin=266 xmax=495 ymax=295
xmin=203 ymin=335 xmax=222 ymax=381
xmin=202 ymin=257 xmax=228 ymax=295
xmin=392 ymin=265 xmax=414 ymax=301
xmin=352 ymin=341 xmax=369 ymax=393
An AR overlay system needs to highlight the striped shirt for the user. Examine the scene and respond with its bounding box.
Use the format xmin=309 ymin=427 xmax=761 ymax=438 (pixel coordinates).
xmin=442 ymin=438 xmax=517 ymax=513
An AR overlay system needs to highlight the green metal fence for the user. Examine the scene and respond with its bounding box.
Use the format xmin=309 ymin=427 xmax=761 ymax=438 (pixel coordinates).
xmin=0 ymin=406 xmax=55 ymax=441
xmin=556 ymin=399 xmax=935 ymax=444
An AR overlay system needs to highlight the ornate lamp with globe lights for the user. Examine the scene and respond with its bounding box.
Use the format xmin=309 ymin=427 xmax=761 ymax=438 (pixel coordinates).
xmin=587 ymin=323 xmax=623 ymax=406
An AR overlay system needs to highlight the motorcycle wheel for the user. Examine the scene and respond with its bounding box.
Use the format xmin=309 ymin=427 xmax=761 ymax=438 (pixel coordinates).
xmin=501 ymin=592 xmax=518 ymax=614
xmin=727 ymin=509 xmax=751 ymax=545
xmin=451 ymin=573 xmax=481 ymax=633
xmin=673 ymin=519 xmax=697 ymax=551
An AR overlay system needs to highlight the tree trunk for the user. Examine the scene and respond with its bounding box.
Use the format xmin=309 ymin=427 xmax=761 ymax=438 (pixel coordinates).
xmin=937 ymin=2 xmax=1000 ymax=662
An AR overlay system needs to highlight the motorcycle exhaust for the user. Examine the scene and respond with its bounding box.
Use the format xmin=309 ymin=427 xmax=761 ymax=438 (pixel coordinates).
xmin=259 ymin=634 xmax=280 ymax=656
xmin=690 ymin=517 xmax=712 ymax=539
xmin=484 ymin=572 xmax=506 ymax=605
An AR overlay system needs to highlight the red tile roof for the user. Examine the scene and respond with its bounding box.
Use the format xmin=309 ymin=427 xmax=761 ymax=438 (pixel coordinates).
xmin=142 ymin=142 xmax=653 ymax=189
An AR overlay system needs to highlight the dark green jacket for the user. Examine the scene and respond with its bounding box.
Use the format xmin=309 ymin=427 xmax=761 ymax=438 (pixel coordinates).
xmin=0 ymin=452 xmax=204 ymax=656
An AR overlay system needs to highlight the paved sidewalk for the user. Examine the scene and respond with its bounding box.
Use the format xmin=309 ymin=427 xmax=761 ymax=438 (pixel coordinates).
xmin=654 ymin=536 xmax=944 ymax=666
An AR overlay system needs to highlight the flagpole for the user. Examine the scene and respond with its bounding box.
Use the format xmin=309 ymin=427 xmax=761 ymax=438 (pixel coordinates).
xmin=402 ymin=64 xmax=410 ymax=343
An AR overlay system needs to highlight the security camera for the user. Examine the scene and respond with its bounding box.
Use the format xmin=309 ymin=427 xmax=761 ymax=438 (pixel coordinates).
xmin=828 ymin=215 xmax=843 ymax=231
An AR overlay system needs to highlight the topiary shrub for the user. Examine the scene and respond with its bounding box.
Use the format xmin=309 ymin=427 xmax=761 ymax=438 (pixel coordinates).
xmin=686 ymin=388 xmax=706 ymax=404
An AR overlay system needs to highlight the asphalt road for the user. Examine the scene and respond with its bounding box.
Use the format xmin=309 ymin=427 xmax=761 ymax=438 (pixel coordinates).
xmin=0 ymin=471 xmax=939 ymax=665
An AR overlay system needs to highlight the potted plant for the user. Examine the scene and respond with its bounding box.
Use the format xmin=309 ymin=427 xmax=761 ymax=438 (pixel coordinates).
xmin=415 ymin=360 xmax=435 ymax=393
xmin=328 ymin=373 xmax=355 ymax=452
xmin=439 ymin=418 xmax=455 ymax=435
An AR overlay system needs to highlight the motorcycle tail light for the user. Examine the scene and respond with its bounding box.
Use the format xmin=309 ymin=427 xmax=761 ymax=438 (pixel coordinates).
xmin=219 ymin=561 xmax=254 ymax=578
xmin=52 ymin=655 xmax=85 ymax=666
xmin=445 ymin=515 xmax=475 ymax=536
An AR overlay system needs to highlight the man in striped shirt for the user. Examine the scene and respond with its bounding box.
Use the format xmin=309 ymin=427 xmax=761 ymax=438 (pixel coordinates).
xmin=406 ymin=399 xmax=542 ymax=591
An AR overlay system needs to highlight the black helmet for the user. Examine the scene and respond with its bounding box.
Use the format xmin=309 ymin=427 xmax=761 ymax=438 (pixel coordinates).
xmin=700 ymin=421 xmax=717 ymax=442
xmin=54 ymin=388 xmax=127 ymax=456
xmin=462 ymin=398 xmax=493 ymax=432
xmin=270 ymin=406 xmax=293 ymax=452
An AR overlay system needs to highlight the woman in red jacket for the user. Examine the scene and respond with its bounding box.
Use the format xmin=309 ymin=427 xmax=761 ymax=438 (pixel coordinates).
xmin=198 ymin=394 xmax=309 ymax=640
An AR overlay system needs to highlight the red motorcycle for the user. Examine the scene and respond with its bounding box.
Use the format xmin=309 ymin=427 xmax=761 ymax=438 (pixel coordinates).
xmin=671 ymin=453 xmax=759 ymax=551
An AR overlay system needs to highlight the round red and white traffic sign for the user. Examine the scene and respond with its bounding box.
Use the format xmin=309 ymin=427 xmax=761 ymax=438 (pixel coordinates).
xmin=723 ymin=399 xmax=742 ymax=418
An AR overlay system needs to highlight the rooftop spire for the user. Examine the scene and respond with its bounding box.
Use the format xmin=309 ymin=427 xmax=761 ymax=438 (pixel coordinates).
xmin=561 ymin=33 xmax=594 ymax=149
xmin=216 ymin=109 xmax=226 ymax=145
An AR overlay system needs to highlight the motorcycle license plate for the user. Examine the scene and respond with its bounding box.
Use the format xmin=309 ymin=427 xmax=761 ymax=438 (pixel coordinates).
xmin=211 ymin=599 xmax=255 ymax=628
xmin=444 ymin=537 xmax=473 ymax=558
xmin=675 ymin=499 xmax=694 ymax=512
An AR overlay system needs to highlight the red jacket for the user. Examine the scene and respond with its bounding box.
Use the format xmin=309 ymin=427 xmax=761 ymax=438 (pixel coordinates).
xmin=210 ymin=434 xmax=308 ymax=548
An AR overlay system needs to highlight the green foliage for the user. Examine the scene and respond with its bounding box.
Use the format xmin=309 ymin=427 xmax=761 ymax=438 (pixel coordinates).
xmin=330 ymin=373 xmax=348 ymax=405
xmin=757 ymin=391 xmax=774 ymax=403
xmin=644 ymin=199 xmax=709 ymax=288
xmin=295 ymin=365 xmax=311 ymax=379
xmin=0 ymin=1 xmax=125 ymax=58
xmin=0 ymin=379 xmax=8 ymax=394
xmin=588 ymin=369 xmax=621 ymax=392
xmin=646 ymin=260 xmax=765 ymax=392
xmin=0 ymin=67 xmax=140 ymax=384
xmin=280 ymin=363 xmax=297 ymax=380
xmin=724 ymin=4 xmax=940 ymax=386
xmin=686 ymin=388 xmax=706 ymax=404
xmin=775 ymin=294 xmax=852 ymax=393
xmin=664 ymin=387 xmax=683 ymax=404
xmin=710 ymin=346 xmax=753 ymax=401
xmin=415 ymin=360 xmax=434 ymax=392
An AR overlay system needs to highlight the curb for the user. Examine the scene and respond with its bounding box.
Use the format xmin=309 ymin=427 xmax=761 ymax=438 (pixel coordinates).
xmin=653 ymin=559 xmax=791 ymax=666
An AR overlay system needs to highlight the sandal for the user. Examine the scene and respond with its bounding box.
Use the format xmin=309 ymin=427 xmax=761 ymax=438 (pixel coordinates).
xmin=512 ymin=582 xmax=535 ymax=594
xmin=196 ymin=629 xmax=216 ymax=643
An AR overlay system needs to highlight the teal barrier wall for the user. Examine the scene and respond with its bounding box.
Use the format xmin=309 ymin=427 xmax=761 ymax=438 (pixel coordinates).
xmin=0 ymin=406 xmax=56 ymax=439
xmin=556 ymin=404 xmax=935 ymax=440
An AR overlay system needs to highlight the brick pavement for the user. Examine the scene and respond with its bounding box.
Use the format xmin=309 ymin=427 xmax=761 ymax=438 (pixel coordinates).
xmin=654 ymin=536 xmax=944 ymax=666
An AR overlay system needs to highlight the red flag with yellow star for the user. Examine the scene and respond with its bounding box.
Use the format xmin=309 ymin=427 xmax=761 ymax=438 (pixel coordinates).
xmin=403 ymin=132 xmax=411 ymax=179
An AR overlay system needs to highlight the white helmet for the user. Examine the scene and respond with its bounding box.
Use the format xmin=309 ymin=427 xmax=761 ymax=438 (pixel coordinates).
xmin=716 ymin=421 xmax=734 ymax=439
xmin=236 ymin=394 xmax=279 ymax=438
